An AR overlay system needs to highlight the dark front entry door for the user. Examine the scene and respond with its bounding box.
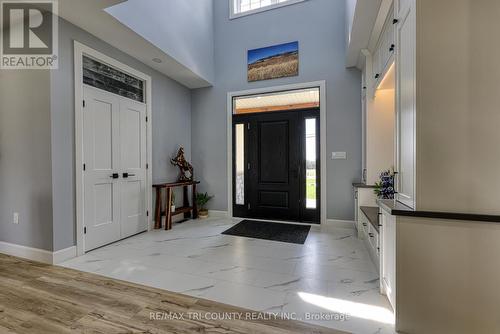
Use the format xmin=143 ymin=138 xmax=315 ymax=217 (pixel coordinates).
xmin=233 ymin=109 xmax=320 ymax=223
xmin=249 ymin=111 xmax=301 ymax=221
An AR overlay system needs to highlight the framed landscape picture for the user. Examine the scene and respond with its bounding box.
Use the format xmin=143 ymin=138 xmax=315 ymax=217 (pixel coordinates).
xmin=247 ymin=41 xmax=299 ymax=82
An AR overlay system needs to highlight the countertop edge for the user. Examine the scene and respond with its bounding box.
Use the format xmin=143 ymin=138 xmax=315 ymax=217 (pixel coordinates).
xmin=377 ymin=199 xmax=500 ymax=223
xmin=360 ymin=206 xmax=380 ymax=232
xmin=352 ymin=182 xmax=377 ymax=189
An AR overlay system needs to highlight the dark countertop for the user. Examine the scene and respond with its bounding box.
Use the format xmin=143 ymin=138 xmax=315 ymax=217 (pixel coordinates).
xmin=360 ymin=206 xmax=380 ymax=232
xmin=352 ymin=182 xmax=377 ymax=189
xmin=377 ymin=199 xmax=500 ymax=223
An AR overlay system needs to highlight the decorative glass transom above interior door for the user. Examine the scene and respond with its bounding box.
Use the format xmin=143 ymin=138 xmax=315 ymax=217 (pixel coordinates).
xmin=83 ymin=55 xmax=145 ymax=103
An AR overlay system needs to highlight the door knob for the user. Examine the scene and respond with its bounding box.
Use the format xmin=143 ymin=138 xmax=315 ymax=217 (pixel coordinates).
xmin=110 ymin=173 xmax=119 ymax=179
xmin=123 ymin=173 xmax=136 ymax=178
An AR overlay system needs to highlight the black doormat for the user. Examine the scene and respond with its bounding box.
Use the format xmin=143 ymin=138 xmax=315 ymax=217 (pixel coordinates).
xmin=222 ymin=220 xmax=310 ymax=244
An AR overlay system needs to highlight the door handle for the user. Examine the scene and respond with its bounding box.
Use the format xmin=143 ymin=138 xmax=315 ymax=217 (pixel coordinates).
xmin=292 ymin=165 xmax=301 ymax=178
xmin=110 ymin=173 xmax=119 ymax=179
xmin=123 ymin=173 xmax=136 ymax=178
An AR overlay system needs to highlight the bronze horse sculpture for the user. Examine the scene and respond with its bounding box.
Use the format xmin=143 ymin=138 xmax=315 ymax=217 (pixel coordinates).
xmin=171 ymin=147 xmax=193 ymax=181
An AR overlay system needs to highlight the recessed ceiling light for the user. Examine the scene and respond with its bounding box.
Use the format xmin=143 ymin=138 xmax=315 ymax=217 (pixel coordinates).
xmin=152 ymin=58 xmax=162 ymax=63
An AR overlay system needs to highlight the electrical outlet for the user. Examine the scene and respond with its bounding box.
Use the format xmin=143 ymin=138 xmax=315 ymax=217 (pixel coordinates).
xmin=13 ymin=212 xmax=19 ymax=224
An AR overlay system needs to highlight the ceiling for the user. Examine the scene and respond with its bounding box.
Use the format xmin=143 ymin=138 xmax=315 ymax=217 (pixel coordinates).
xmin=345 ymin=0 xmax=393 ymax=69
xmin=58 ymin=0 xmax=212 ymax=88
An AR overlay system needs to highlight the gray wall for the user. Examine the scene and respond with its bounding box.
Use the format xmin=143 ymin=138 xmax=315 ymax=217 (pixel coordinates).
xmin=0 ymin=70 xmax=54 ymax=251
xmin=50 ymin=18 xmax=192 ymax=251
xmin=191 ymin=0 xmax=361 ymax=220
xmin=106 ymin=0 xmax=215 ymax=84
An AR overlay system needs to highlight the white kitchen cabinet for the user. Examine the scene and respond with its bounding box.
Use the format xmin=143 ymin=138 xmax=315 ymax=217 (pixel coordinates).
xmin=380 ymin=208 xmax=396 ymax=311
xmin=395 ymin=0 xmax=416 ymax=208
xmin=372 ymin=5 xmax=395 ymax=89
xmin=354 ymin=187 xmax=377 ymax=238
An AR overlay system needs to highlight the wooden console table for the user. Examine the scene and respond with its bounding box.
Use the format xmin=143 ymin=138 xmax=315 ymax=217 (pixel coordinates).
xmin=153 ymin=180 xmax=199 ymax=230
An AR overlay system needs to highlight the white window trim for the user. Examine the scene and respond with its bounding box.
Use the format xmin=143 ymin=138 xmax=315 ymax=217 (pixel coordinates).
xmin=230 ymin=0 xmax=307 ymax=20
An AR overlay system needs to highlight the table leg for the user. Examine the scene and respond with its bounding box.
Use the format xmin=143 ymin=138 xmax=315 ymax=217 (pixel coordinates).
xmin=192 ymin=183 xmax=198 ymax=219
xmin=166 ymin=188 xmax=173 ymax=230
xmin=183 ymin=185 xmax=190 ymax=219
xmin=154 ymin=188 xmax=162 ymax=229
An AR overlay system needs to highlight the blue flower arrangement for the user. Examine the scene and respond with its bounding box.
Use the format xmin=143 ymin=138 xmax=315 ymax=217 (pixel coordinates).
xmin=374 ymin=169 xmax=395 ymax=199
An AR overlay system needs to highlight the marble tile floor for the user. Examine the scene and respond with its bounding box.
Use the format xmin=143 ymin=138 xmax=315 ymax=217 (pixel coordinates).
xmin=60 ymin=217 xmax=396 ymax=334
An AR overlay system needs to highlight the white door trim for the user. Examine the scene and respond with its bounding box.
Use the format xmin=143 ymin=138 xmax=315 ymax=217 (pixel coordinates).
xmin=226 ymin=80 xmax=327 ymax=225
xmin=74 ymin=41 xmax=153 ymax=256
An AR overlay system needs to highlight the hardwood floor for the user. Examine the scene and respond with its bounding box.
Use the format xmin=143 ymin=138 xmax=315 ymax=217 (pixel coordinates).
xmin=0 ymin=254 xmax=346 ymax=334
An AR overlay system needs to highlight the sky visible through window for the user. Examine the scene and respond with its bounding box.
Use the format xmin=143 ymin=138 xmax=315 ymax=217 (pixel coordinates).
xmin=234 ymin=0 xmax=301 ymax=15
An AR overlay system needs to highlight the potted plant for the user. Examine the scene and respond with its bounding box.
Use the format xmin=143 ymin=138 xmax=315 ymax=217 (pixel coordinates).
xmin=170 ymin=192 xmax=176 ymax=212
xmin=195 ymin=192 xmax=213 ymax=219
xmin=374 ymin=169 xmax=395 ymax=199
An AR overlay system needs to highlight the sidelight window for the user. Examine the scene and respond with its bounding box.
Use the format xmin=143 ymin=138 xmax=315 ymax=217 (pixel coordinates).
xmin=305 ymin=118 xmax=317 ymax=209
xmin=235 ymin=123 xmax=245 ymax=205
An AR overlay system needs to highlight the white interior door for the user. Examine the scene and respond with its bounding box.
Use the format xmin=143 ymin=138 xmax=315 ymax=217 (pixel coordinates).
xmin=83 ymin=85 xmax=147 ymax=251
xmin=119 ymin=97 xmax=147 ymax=238
xmin=83 ymin=86 xmax=121 ymax=251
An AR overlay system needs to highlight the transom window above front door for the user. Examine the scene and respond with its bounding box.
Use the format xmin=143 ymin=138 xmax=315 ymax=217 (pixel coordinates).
xmin=233 ymin=87 xmax=319 ymax=114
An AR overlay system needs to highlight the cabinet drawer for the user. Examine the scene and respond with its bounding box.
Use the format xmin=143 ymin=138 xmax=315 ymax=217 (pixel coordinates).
xmin=368 ymin=226 xmax=379 ymax=253
xmin=359 ymin=214 xmax=370 ymax=236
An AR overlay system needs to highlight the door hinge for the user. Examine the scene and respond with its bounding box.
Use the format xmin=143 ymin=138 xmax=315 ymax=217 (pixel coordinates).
xmin=83 ymin=100 xmax=86 ymax=108
xmin=247 ymin=163 xmax=250 ymax=170
xmin=146 ymin=163 xmax=149 ymax=169
xmin=247 ymin=203 xmax=251 ymax=210
xmin=84 ymin=227 xmax=87 ymax=234
xmin=146 ymin=211 xmax=149 ymax=217
xmin=146 ymin=116 xmax=148 ymax=122
xmin=247 ymin=123 xmax=250 ymax=130
xmin=83 ymin=163 xmax=86 ymax=171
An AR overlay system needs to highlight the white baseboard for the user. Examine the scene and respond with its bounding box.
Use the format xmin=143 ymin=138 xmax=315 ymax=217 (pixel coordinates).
xmin=325 ymin=219 xmax=356 ymax=230
xmin=52 ymin=246 xmax=77 ymax=264
xmin=0 ymin=241 xmax=53 ymax=264
xmin=208 ymin=210 xmax=229 ymax=218
xmin=0 ymin=242 xmax=77 ymax=264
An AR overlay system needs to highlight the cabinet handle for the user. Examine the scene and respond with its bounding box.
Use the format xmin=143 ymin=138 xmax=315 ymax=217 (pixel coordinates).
xmin=378 ymin=224 xmax=383 ymax=227
xmin=363 ymin=223 xmax=367 ymax=227
xmin=369 ymin=233 xmax=375 ymax=238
